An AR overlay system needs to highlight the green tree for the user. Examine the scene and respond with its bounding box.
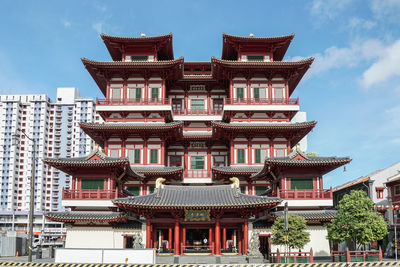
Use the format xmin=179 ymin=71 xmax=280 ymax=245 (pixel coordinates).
xmin=327 ymin=190 xmax=388 ymax=249
xmin=271 ymin=214 xmax=310 ymax=250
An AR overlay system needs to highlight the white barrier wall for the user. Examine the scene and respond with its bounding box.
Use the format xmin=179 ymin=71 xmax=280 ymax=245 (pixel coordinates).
xmin=55 ymin=248 xmax=155 ymax=264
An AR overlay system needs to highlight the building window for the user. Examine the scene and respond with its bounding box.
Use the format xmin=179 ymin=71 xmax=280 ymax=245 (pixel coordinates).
xmin=236 ymin=88 xmax=244 ymax=99
xmin=151 ymin=88 xmax=159 ymax=99
xmin=255 ymin=186 xmax=268 ymax=195
xmin=125 ymin=186 xmax=140 ymax=195
xmin=109 ymin=149 xmax=119 ymax=158
xmin=213 ymin=156 xmax=225 ymax=167
xmin=131 ymin=55 xmax=148 ymax=61
xmin=172 ymin=99 xmax=182 ymax=111
xmin=375 ymin=187 xmax=384 ymax=199
xmin=128 ymin=88 xmax=142 ymax=100
xmin=190 ymin=99 xmax=205 ymax=110
xmin=247 ymin=55 xmax=264 ymax=62
xmin=170 ymin=156 xmax=182 ymax=167
xmin=190 ymin=156 xmax=205 ymax=169
xmin=111 ymin=88 xmax=121 ymax=100
xmin=253 ymin=88 xmax=266 ymax=99
xmin=150 ymin=149 xmax=158 ymax=164
xmin=81 ymin=179 xmax=104 ymax=190
xmin=273 ymin=87 xmax=284 ymax=100
xmin=290 ymin=178 xmax=313 ymax=190
xmin=254 ymin=149 xmax=267 ymax=163
xmin=128 ymin=149 xmax=141 ymax=164
xmin=237 ymin=149 xmax=245 ymax=164
xmin=394 ymin=185 xmax=400 ymax=196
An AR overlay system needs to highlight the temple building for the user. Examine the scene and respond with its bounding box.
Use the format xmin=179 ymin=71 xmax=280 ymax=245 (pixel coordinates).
xmin=44 ymin=32 xmax=351 ymax=258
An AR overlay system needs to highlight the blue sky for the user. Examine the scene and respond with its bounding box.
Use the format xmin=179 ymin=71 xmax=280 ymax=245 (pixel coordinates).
xmin=1 ymin=0 xmax=400 ymax=187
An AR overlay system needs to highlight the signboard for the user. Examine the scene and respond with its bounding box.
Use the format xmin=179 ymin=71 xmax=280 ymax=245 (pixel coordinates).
xmin=189 ymin=85 xmax=206 ymax=91
xmin=189 ymin=142 xmax=206 ymax=149
xmin=185 ymin=209 xmax=210 ymax=221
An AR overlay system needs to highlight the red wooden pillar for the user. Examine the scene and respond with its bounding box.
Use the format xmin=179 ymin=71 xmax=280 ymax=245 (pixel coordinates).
xmin=215 ymin=218 xmax=221 ymax=255
xmin=153 ymin=230 xmax=157 ymax=249
xmin=207 ymin=91 xmax=211 ymax=113
xmin=121 ymin=138 xmax=126 ymax=157
xmin=246 ymin=79 xmax=250 ymax=100
xmin=123 ymin=79 xmax=127 ymax=102
xmin=243 ymin=217 xmax=249 ymax=254
xmin=230 ymin=139 xmax=234 ymax=165
xmin=168 ymin=227 xmax=173 ymax=249
xmin=209 ymin=227 xmax=213 ymax=251
xmin=143 ymin=138 xmax=148 ymax=165
xmin=222 ymin=227 xmax=227 ymax=249
xmin=184 ymin=145 xmax=188 ymax=176
xmin=184 ymin=92 xmax=188 ymax=111
xmin=161 ymin=78 xmax=166 ymax=100
xmin=146 ymin=219 xmax=151 ymax=248
xmin=248 ymin=182 xmax=253 ymax=195
xmin=161 ymin=138 xmax=165 ymax=165
xmin=144 ymin=78 xmax=149 ymax=100
xmin=207 ymin=147 xmax=211 ymax=173
xmin=174 ymin=218 xmax=180 ymax=255
xmin=247 ymin=138 xmax=252 ymax=164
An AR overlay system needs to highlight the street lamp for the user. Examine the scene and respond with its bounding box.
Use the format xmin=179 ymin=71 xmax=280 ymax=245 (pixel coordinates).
xmin=13 ymin=130 xmax=36 ymax=262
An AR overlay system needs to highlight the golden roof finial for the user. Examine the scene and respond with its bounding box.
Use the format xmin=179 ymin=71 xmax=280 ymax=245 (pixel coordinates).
xmin=229 ymin=177 xmax=240 ymax=188
xmin=155 ymin=177 xmax=166 ymax=189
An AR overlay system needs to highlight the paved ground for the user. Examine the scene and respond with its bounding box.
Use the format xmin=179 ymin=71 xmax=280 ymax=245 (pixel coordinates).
xmin=0 ymin=256 xmax=54 ymax=263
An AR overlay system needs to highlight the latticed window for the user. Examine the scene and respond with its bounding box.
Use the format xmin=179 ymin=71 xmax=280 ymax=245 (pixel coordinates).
xmin=129 ymin=88 xmax=141 ymax=99
xmin=247 ymin=55 xmax=264 ymax=62
xmin=111 ymin=88 xmax=121 ymax=99
xmin=131 ymin=55 xmax=148 ymax=61
xmin=253 ymin=88 xmax=266 ymax=99
xmin=255 ymin=186 xmax=268 ymax=195
xmin=236 ymin=88 xmax=244 ymax=99
xmin=81 ymin=179 xmax=104 ymax=190
xmin=237 ymin=149 xmax=245 ymax=164
xmin=290 ymin=178 xmax=313 ymax=190
xmin=254 ymin=149 xmax=267 ymax=163
xmin=150 ymin=149 xmax=158 ymax=164
xmin=128 ymin=149 xmax=141 ymax=164
xmin=151 ymin=88 xmax=159 ymax=99
xmin=126 ymin=186 xmax=140 ymax=195
xmin=190 ymin=99 xmax=205 ymax=110
xmin=273 ymin=87 xmax=284 ymax=99
xmin=191 ymin=156 xmax=204 ymax=169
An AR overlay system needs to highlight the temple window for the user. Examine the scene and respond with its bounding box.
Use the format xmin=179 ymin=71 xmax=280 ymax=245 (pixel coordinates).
xmin=169 ymin=155 xmax=182 ymax=167
xmin=125 ymin=186 xmax=140 ymax=195
xmin=172 ymin=99 xmax=183 ymax=111
xmin=151 ymin=88 xmax=159 ymax=99
xmin=253 ymin=87 xmax=266 ymax=99
xmin=130 ymin=55 xmax=149 ymax=61
xmin=255 ymin=186 xmax=268 ymax=195
xmin=240 ymin=185 xmax=247 ymax=194
xmin=190 ymin=99 xmax=205 ymax=110
xmin=247 ymin=55 xmax=264 ymax=62
xmin=395 ymin=185 xmax=400 ymax=195
xmin=213 ymin=155 xmax=225 ymax=167
xmin=81 ymin=178 xmax=104 ymax=190
xmin=111 ymin=88 xmax=121 ymax=100
xmin=109 ymin=149 xmax=119 ymax=158
xmin=128 ymin=88 xmax=142 ymax=100
xmin=272 ymin=85 xmax=285 ymax=100
xmin=237 ymin=149 xmax=245 ymax=164
xmin=254 ymin=148 xmax=267 ymax=164
xmin=274 ymin=144 xmax=286 ymax=157
xmin=190 ymin=156 xmax=205 ymax=169
xmin=213 ymin=99 xmax=223 ymax=110
xmin=150 ymin=149 xmax=158 ymax=164
xmin=128 ymin=149 xmax=141 ymax=164
xmin=290 ymin=178 xmax=313 ymax=190
xmin=375 ymin=187 xmax=384 ymax=199
xmin=236 ymin=88 xmax=244 ymax=99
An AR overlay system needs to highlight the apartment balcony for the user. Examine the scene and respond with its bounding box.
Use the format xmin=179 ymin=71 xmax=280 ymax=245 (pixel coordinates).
xmin=278 ymin=189 xmax=333 ymax=200
xmin=223 ymin=98 xmax=299 ymax=112
xmin=96 ymin=98 xmax=172 ymax=112
xmin=173 ymin=109 xmax=223 ymax=121
xmin=62 ymin=189 xmax=121 ymax=200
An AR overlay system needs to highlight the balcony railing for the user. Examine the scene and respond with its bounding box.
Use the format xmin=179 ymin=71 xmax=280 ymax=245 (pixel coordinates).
xmin=224 ymin=97 xmax=299 ymax=105
xmin=173 ymin=109 xmax=222 ymax=116
xmin=278 ymin=189 xmax=332 ymax=199
xmin=96 ymin=98 xmax=171 ymax=105
xmin=62 ymin=189 xmax=121 ymax=200
xmin=184 ymin=170 xmax=212 ymax=178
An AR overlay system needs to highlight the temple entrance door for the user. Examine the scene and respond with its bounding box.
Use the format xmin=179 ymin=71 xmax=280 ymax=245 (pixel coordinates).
xmin=124 ymin=235 xmax=134 ymax=248
xmin=185 ymin=229 xmax=210 ymax=253
xmin=259 ymin=235 xmax=270 ymax=260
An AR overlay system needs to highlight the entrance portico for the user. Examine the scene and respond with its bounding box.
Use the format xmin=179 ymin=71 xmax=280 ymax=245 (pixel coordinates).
xmin=113 ymin=178 xmax=281 ymax=255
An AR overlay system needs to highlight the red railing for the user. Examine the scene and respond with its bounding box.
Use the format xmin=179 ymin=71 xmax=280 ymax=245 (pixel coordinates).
xmin=270 ymin=248 xmax=313 ymax=263
xmin=278 ymin=189 xmax=333 ymax=199
xmin=172 ymin=109 xmax=222 ymax=116
xmin=224 ymin=98 xmax=299 ymax=105
xmin=96 ymin=98 xmax=171 ymax=105
xmin=62 ymin=189 xmax=120 ymax=200
xmin=184 ymin=170 xmax=212 ymax=178
xmin=331 ymin=250 xmax=382 ymax=262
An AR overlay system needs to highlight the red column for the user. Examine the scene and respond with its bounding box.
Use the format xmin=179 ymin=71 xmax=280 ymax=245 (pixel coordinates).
xmin=168 ymin=227 xmax=173 ymax=249
xmin=121 ymin=138 xmax=126 ymax=157
xmin=153 ymin=230 xmax=157 ymax=249
xmin=222 ymin=227 xmax=227 ymax=249
xmin=243 ymin=217 xmax=248 ymax=254
xmin=247 ymin=138 xmax=252 ymax=164
xmin=209 ymin=227 xmax=213 ymax=251
xmin=123 ymin=79 xmax=127 ymax=102
xmin=174 ymin=218 xmax=180 ymax=255
xmin=162 ymin=78 xmax=166 ymax=100
xmin=146 ymin=219 xmax=151 ymax=248
xmin=184 ymin=92 xmax=188 ymax=111
xmin=215 ymin=218 xmax=221 ymax=255
xmin=143 ymin=138 xmax=148 ymax=165
xmin=161 ymin=138 xmax=165 ymax=165
xmin=230 ymin=139 xmax=234 ymax=165
xmin=144 ymin=78 xmax=149 ymax=100
xmin=248 ymin=182 xmax=253 ymax=195
xmin=238 ymin=229 xmax=242 ymax=254
xmin=207 ymin=147 xmax=211 ymax=174
xmin=184 ymin=146 xmax=188 ymax=176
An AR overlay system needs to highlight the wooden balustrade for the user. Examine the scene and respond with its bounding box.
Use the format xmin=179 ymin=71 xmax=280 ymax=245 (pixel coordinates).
xmin=172 ymin=109 xmax=222 ymax=116
xmin=96 ymin=98 xmax=171 ymax=105
xmin=62 ymin=189 xmax=120 ymax=200
xmin=184 ymin=170 xmax=212 ymax=179
xmin=224 ymin=97 xmax=299 ymax=105
xmin=331 ymin=249 xmax=382 ymax=262
xmin=278 ymin=188 xmax=333 ymax=199
xmin=270 ymin=248 xmax=313 ymax=263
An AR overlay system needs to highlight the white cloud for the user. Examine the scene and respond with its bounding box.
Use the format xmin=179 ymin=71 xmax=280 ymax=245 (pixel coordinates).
xmin=310 ymin=0 xmax=354 ymax=20
xmin=347 ymin=17 xmax=376 ymax=30
xmin=63 ymin=20 xmax=71 ymax=28
xmin=360 ymin=39 xmax=400 ymax=88
xmin=370 ymin=0 xmax=400 ymax=21
xmin=92 ymin=22 xmax=103 ymax=34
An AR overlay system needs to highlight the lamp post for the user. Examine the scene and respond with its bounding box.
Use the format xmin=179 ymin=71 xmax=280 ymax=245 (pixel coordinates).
xmin=394 ymin=212 xmax=398 ymax=261
xmin=13 ymin=130 xmax=36 ymax=262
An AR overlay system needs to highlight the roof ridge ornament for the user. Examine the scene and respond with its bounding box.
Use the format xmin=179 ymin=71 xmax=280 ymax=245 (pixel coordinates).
xmin=156 ymin=177 xmax=166 ymax=189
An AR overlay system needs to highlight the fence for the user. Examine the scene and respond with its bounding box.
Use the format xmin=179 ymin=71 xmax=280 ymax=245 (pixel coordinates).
xmin=270 ymin=248 xmax=313 ymax=263
xmin=331 ymin=250 xmax=382 ymax=262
